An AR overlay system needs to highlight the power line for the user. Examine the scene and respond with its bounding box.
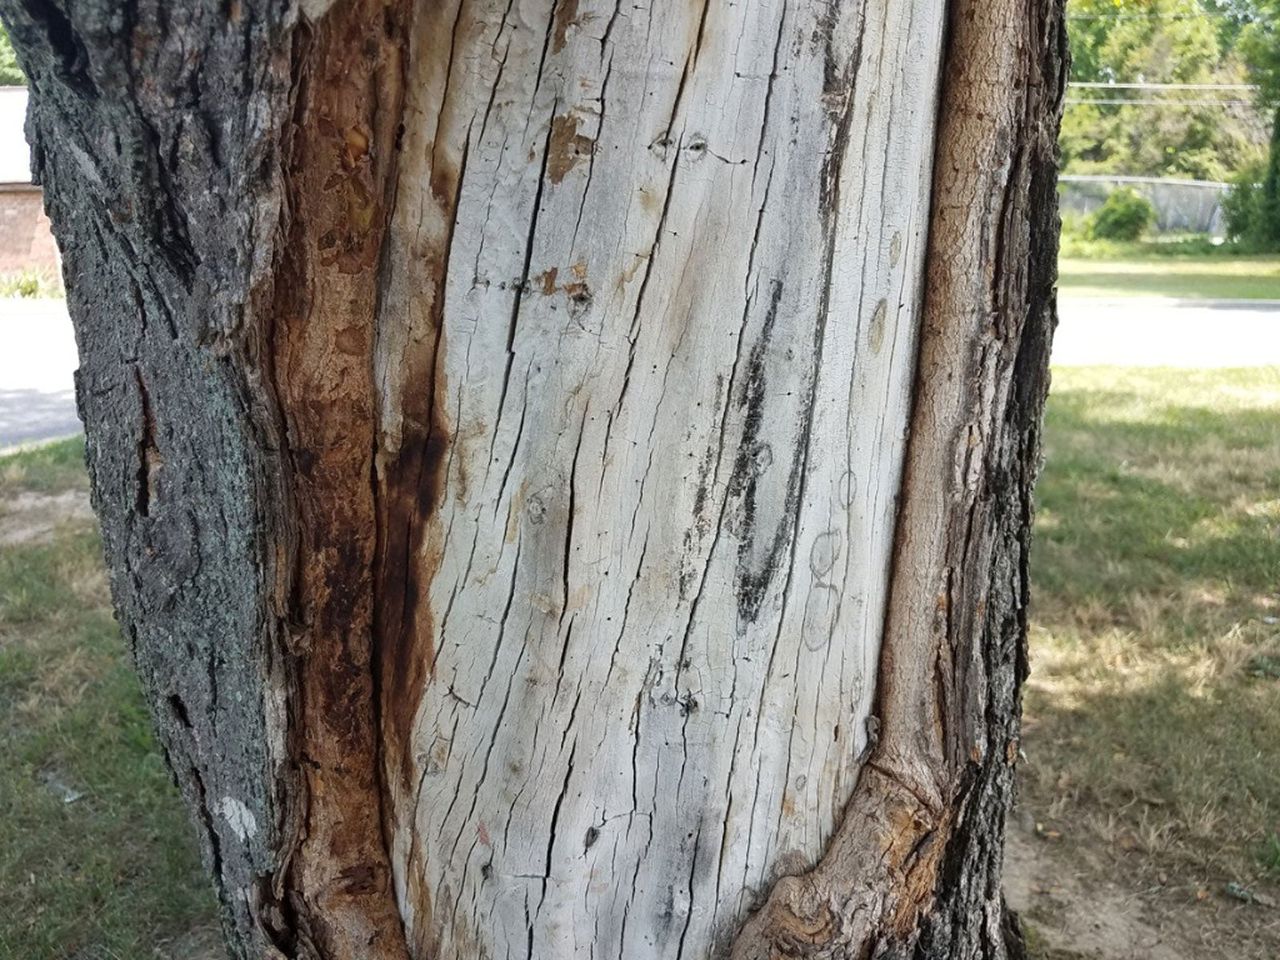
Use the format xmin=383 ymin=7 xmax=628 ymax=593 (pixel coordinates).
xmin=1070 ymin=81 xmax=1259 ymax=91
xmin=1066 ymin=97 xmax=1256 ymax=106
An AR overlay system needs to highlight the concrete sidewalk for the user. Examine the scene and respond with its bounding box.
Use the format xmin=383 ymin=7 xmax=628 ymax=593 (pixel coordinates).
xmin=0 ymin=297 xmax=79 ymax=451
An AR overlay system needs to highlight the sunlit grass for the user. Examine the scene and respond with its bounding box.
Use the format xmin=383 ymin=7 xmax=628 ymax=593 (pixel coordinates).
xmin=1025 ymin=367 xmax=1280 ymax=889
xmin=1058 ymin=256 xmax=1280 ymax=300
xmin=0 ymin=436 xmax=87 ymax=497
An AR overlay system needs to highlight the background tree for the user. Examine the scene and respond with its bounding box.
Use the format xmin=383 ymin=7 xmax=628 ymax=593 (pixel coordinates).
xmin=1236 ymin=0 xmax=1280 ymax=246
xmin=1062 ymin=0 xmax=1267 ymax=181
xmin=0 ymin=24 xmax=24 ymax=86
xmin=0 ymin=1 xmax=1066 ymax=958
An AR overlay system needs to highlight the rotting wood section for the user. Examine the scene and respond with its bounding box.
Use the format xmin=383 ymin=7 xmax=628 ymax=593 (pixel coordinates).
xmin=268 ymin=1 xmax=414 ymax=956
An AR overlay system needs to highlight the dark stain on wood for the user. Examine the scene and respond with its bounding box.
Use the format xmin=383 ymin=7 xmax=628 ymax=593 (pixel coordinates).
xmin=268 ymin=2 xmax=415 ymax=957
xmin=552 ymin=0 xmax=580 ymax=54
xmin=727 ymin=279 xmax=812 ymax=624
xmin=372 ymin=0 xmax=473 ymax=802
xmin=373 ymin=360 xmax=452 ymax=794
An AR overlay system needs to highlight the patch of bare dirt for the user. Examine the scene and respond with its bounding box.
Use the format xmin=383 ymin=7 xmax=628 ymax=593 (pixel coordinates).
xmin=0 ymin=490 xmax=93 ymax=545
xmin=1005 ymin=810 xmax=1280 ymax=959
xmin=153 ymin=926 xmax=227 ymax=960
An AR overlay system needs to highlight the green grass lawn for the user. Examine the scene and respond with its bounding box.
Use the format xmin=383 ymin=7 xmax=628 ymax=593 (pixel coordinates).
xmin=1025 ymin=367 xmax=1280 ymax=897
xmin=0 ymin=438 xmax=219 ymax=960
xmin=1058 ymin=255 xmax=1280 ymax=300
xmin=1056 ymin=236 xmax=1280 ymax=300
xmin=2 ymin=366 xmax=1279 ymax=956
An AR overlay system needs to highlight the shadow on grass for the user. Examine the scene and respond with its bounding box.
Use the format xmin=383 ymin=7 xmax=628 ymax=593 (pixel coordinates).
xmin=1036 ymin=386 xmax=1278 ymax=605
xmin=0 ymin=457 xmax=219 ymax=959
xmin=1024 ymin=370 xmax=1280 ymax=890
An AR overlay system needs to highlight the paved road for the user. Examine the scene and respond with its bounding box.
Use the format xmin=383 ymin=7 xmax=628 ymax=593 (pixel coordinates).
xmin=0 ymin=296 xmax=1277 ymax=451
xmin=0 ymin=298 xmax=79 ymax=451
xmin=1052 ymin=297 xmax=1280 ymax=367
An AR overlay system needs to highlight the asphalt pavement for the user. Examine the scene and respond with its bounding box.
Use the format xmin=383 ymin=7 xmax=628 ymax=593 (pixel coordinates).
xmin=0 ymin=296 xmax=1278 ymax=451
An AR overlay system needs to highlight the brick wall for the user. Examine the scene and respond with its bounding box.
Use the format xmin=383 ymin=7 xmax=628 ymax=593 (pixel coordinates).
xmin=0 ymin=187 xmax=59 ymax=275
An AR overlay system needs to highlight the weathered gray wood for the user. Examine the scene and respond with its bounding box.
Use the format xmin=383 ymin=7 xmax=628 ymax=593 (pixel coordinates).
xmin=1 ymin=0 xmax=1065 ymax=957
xmin=369 ymin=3 xmax=946 ymax=957
xmin=730 ymin=0 xmax=1067 ymax=953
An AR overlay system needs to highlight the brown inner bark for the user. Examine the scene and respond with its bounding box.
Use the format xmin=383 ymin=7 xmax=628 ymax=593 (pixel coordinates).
xmin=267 ymin=2 xmax=414 ymax=956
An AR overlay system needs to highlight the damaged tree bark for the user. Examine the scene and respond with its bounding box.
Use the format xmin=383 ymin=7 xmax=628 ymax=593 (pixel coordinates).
xmin=1 ymin=0 xmax=1065 ymax=957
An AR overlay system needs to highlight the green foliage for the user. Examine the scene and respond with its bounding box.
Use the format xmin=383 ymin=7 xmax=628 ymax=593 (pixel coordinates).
xmin=1063 ymin=0 xmax=1268 ymax=182
xmin=1059 ymin=232 xmax=1228 ymax=258
xmin=1237 ymin=1 xmax=1280 ymax=108
xmin=1223 ymin=161 xmax=1271 ymax=243
xmin=0 ymin=23 xmax=24 ymax=86
xmin=1223 ymin=116 xmax=1280 ymax=250
xmin=1236 ymin=3 xmax=1280 ymax=250
xmin=0 ymin=268 xmax=63 ymax=299
xmin=1087 ymin=187 xmax=1157 ymax=240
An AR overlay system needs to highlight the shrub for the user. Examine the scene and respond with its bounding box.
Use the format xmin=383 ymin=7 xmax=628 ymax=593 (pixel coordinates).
xmin=0 ymin=269 xmax=64 ymax=299
xmin=1088 ymin=187 xmax=1156 ymax=241
xmin=1224 ymin=160 xmax=1280 ymax=251
xmin=1224 ymin=162 xmax=1263 ymax=242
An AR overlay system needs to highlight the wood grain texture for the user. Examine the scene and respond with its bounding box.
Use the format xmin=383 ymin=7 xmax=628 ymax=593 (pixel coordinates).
xmin=731 ymin=0 xmax=1067 ymax=954
xmin=368 ymin=1 xmax=946 ymax=955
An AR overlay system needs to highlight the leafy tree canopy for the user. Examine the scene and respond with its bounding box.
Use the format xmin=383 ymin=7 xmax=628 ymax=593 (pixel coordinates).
xmin=0 ymin=25 xmax=24 ymax=87
xmin=1063 ymin=0 xmax=1270 ymax=181
xmin=1236 ymin=0 xmax=1280 ymax=106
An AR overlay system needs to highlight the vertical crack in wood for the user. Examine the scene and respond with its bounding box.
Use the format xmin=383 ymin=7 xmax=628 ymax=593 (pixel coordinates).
xmin=727 ymin=0 xmax=1068 ymax=956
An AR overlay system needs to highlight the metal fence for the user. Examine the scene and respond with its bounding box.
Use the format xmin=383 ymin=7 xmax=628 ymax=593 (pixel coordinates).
xmin=1058 ymin=174 xmax=1230 ymax=237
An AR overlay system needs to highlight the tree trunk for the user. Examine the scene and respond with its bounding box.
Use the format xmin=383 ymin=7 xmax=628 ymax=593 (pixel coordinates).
xmin=2 ymin=0 xmax=1065 ymax=957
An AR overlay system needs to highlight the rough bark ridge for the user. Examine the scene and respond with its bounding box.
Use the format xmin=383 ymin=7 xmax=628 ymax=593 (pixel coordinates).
xmin=1 ymin=2 xmax=299 ymax=954
xmin=4 ymin=0 xmax=1062 ymax=957
xmin=731 ymin=0 xmax=1068 ymax=956
xmin=0 ymin=1 xmax=412 ymax=956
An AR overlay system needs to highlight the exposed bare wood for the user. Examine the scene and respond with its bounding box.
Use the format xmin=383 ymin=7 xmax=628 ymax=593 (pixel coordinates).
xmin=731 ymin=0 xmax=1067 ymax=954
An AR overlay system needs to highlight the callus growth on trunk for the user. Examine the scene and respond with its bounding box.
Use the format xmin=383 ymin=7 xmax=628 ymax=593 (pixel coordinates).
xmin=1 ymin=0 xmax=1065 ymax=957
